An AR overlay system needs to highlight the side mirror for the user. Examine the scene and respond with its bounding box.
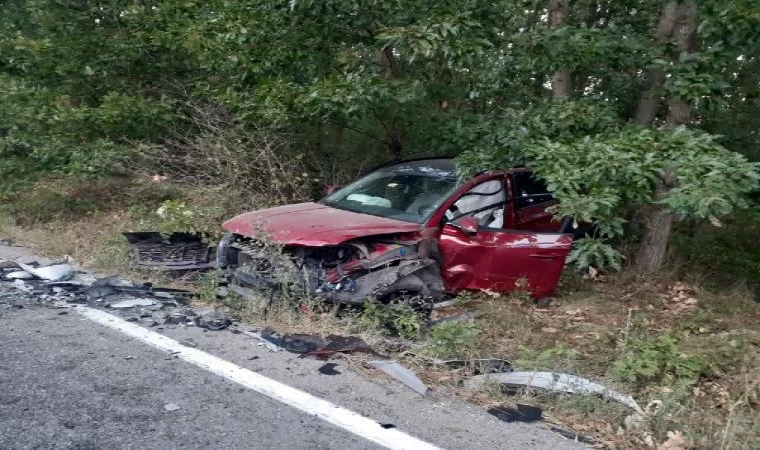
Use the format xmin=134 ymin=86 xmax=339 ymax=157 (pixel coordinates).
xmin=325 ymin=184 xmax=342 ymax=196
xmin=451 ymin=216 xmax=479 ymax=235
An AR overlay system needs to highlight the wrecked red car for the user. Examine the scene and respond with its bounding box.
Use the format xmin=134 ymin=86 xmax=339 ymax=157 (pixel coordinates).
xmin=218 ymin=158 xmax=574 ymax=310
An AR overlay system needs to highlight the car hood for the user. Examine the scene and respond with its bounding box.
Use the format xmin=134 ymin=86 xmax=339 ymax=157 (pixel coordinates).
xmin=222 ymin=202 xmax=422 ymax=246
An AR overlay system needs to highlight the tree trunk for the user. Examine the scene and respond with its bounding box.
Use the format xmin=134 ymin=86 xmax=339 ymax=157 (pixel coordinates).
xmin=634 ymin=1 xmax=679 ymax=126
xmin=380 ymin=47 xmax=404 ymax=159
xmin=634 ymin=1 xmax=698 ymax=271
xmin=548 ymin=0 xmax=571 ymax=100
xmin=635 ymin=181 xmax=675 ymax=271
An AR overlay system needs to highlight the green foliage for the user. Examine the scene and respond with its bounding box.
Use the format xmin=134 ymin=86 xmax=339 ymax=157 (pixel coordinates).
xmin=613 ymin=334 xmax=710 ymax=385
xmin=198 ymin=269 xmax=224 ymax=304
xmin=672 ymin=207 xmax=760 ymax=298
xmin=360 ymin=300 xmax=422 ymax=339
xmin=427 ymin=321 xmax=481 ymax=357
xmin=516 ymin=343 xmax=579 ymax=371
xmin=459 ymin=102 xmax=760 ymax=270
xmin=128 ymin=199 xmax=223 ymax=240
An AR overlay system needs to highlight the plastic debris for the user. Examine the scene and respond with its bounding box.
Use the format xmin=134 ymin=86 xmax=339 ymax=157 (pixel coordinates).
xmin=280 ymin=334 xmax=327 ymax=353
xmin=488 ymin=404 xmax=542 ymax=423
xmin=163 ymin=403 xmax=181 ymax=412
xmin=180 ymin=338 xmax=197 ymax=348
xmin=17 ymin=262 xmax=74 ymax=281
xmin=302 ymin=335 xmax=382 ymax=360
xmin=109 ymin=298 xmax=157 ymax=309
xmin=318 ymin=363 xmax=341 ymax=376
xmin=195 ymin=311 xmax=232 ymax=331
xmin=369 ymin=360 xmax=428 ymax=396
xmin=5 ymin=270 xmax=34 ymax=280
xmin=464 ymin=371 xmax=643 ymax=413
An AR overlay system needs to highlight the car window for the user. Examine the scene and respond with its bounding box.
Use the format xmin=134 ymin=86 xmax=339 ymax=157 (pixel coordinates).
xmin=323 ymin=163 xmax=460 ymax=223
xmin=513 ymin=172 xmax=554 ymax=209
xmin=448 ymin=179 xmax=507 ymax=228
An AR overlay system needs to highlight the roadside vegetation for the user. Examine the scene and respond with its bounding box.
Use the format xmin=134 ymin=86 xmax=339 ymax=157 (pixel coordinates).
xmin=1 ymin=0 xmax=759 ymax=448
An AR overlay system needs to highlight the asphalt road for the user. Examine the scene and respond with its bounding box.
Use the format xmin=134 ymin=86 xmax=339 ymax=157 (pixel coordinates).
xmin=0 ymin=245 xmax=586 ymax=450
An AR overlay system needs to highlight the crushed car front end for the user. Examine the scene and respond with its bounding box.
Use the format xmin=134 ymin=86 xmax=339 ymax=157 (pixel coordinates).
xmin=216 ymin=229 xmax=445 ymax=306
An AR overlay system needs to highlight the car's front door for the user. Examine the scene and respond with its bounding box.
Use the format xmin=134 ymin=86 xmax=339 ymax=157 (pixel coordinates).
xmin=436 ymin=176 xmax=572 ymax=297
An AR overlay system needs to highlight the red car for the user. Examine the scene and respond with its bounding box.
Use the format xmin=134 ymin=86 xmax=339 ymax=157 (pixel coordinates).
xmin=218 ymin=158 xmax=573 ymax=311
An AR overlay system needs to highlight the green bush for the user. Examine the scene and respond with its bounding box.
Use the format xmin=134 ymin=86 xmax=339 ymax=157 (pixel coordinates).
xmin=613 ymin=333 xmax=710 ymax=385
xmin=427 ymin=321 xmax=482 ymax=357
xmin=359 ymin=300 xmax=423 ymax=339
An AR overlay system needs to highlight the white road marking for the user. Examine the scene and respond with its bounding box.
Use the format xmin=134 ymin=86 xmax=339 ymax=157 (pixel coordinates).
xmin=75 ymin=305 xmax=442 ymax=450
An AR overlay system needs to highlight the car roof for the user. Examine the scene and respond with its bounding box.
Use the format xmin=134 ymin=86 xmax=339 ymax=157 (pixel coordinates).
xmin=381 ymin=157 xmax=530 ymax=178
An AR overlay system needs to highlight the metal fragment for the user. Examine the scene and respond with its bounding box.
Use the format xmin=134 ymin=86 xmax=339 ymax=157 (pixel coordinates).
xmin=464 ymin=371 xmax=643 ymax=413
xmin=109 ymin=298 xmax=157 ymax=309
xmin=369 ymin=360 xmax=428 ymax=396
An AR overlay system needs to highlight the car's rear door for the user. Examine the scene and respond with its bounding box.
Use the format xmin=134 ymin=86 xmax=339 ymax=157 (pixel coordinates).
xmin=438 ymin=223 xmax=572 ymax=298
xmin=511 ymin=171 xmax=564 ymax=232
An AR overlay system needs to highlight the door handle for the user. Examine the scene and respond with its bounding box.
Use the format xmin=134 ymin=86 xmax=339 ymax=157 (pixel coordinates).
xmin=529 ymin=253 xmax=558 ymax=260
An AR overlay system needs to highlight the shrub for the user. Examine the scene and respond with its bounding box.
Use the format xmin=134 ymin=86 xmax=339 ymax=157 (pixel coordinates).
xmin=427 ymin=321 xmax=482 ymax=357
xmin=613 ymin=333 xmax=710 ymax=385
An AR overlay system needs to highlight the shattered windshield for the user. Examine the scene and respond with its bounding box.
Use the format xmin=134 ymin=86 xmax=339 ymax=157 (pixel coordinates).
xmin=323 ymin=159 xmax=461 ymax=224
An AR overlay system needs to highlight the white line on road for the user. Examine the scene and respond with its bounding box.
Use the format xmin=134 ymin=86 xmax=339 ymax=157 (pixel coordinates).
xmin=75 ymin=305 xmax=442 ymax=450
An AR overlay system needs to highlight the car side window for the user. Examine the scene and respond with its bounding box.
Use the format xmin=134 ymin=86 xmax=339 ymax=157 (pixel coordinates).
xmin=448 ymin=179 xmax=507 ymax=228
xmin=513 ymin=172 xmax=554 ymax=209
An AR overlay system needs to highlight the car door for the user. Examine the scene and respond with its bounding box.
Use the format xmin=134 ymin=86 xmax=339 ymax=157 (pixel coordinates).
xmin=511 ymin=171 xmax=564 ymax=232
xmin=436 ymin=177 xmax=572 ymax=297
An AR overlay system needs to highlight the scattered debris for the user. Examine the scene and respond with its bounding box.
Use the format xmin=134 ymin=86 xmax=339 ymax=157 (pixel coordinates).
xmin=110 ymin=298 xmax=157 ymax=309
xmin=195 ymin=311 xmax=231 ymax=331
xmin=318 ymin=363 xmax=341 ymax=376
xmin=180 ymin=338 xmax=197 ymax=348
xmin=303 ymin=335 xmax=382 ymax=360
xmin=369 ymin=360 xmax=428 ymax=396
xmin=488 ymin=404 xmax=543 ymax=423
xmin=464 ymin=371 xmax=643 ymax=413
xmin=279 ymin=334 xmax=327 ymax=354
xmin=163 ymin=402 xmax=181 ymax=412
xmin=164 ymin=311 xmax=190 ymax=325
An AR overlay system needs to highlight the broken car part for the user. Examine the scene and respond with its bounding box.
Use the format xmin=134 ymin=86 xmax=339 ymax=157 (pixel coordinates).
xmin=16 ymin=261 xmax=74 ymax=281
xmin=488 ymin=404 xmax=543 ymax=423
xmin=123 ymin=231 xmax=215 ymax=270
xmin=195 ymin=313 xmax=231 ymax=331
xmin=302 ymin=335 xmax=382 ymax=360
xmin=109 ymin=298 xmax=157 ymax=309
xmin=318 ymin=363 xmax=341 ymax=376
xmin=5 ymin=270 xmax=34 ymax=280
xmin=369 ymin=360 xmax=428 ymax=396
xmin=463 ymin=371 xmax=643 ymax=413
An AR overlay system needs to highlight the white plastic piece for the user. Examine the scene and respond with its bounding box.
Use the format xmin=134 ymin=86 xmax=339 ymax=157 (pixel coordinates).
xmin=370 ymin=360 xmax=428 ymax=396
xmin=464 ymin=371 xmax=643 ymax=414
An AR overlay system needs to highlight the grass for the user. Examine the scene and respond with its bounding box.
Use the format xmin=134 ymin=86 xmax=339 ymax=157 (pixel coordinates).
xmin=1 ymin=178 xmax=759 ymax=449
